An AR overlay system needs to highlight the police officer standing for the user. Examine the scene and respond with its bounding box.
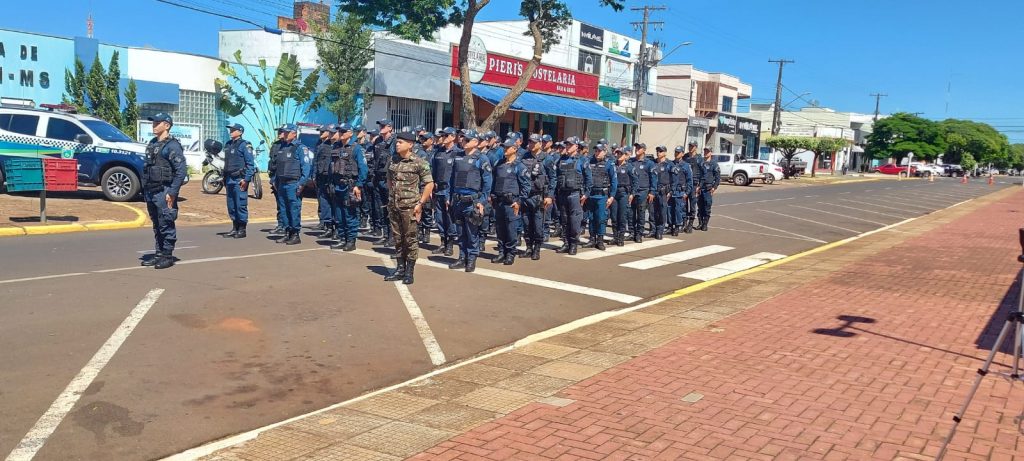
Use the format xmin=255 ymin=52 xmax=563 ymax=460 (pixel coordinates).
xmin=583 ymin=143 xmax=617 ymax=250
xmin=313 ymin=125 xmax=335 ymax=233
xmin=651 ymin=146 xmax=678 ymax=240
xmin=669 ymin=146 xmax=694 ymax=236
xmin=384 ymin=131 xmax=434 ymax=285
xmin=430 ymin=127 xmax=460 ymax=257
xmin=268 ymin=127 xmax=288 ymax=235
xmin=416 ymin=132 xmax=437 ymax=245
xmin=611 ymin=147 xmax=638 ymax=246
xmin=518 ymin=134 xmax=552 ymax=260
xmin=221 ymin=123 xmax=255 ymax=239
xmin=629 ymin=144 xmax=656 ymax=243
xmin=683 ymin=142 xmax=703 ymax=233
xmin=696 ymin=147 xmax=721 ymax=231
xmin=491 ymin=139 xmax=530 ymax=265
xmin=327 ymin=124 xmax=367 ymax=251
xmin=554 ymin=137 xmax=586 ymax=255
xmin=274 ymin=124 xmax=311 ymax=244
xmin=140 ymin=113 xmax=187 ymax=269
xmin=371 ymin=119 xmax=397 ymax=247
xmin=447 ymin=130 xmax=493 ymax=273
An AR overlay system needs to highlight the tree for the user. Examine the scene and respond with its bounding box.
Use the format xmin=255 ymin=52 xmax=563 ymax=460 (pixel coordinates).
xmin=121 ymin=79 xmax=139 ymax=140
xmin=62 ymin=57 xmax=87 ymax=112
xmin=85 ymin=55 xmax=106 ymax=115
xmin=807 ymin=137 xmax=848 ymax=178
xmin=313 ymin=11 xmax=373 ymax=122
xmin=866 ymin=112 xmax=945 ymax=162
xmin=940 ymin=119 xmax=1010 ymax=168
xmin=216 ymin=51 xmax=320 ymax=158
xmin=105 ymin=51 xmax=123 ymax=129
xmin=338 ymin=0 xmax=624 ymax=131
xmin=1010 ymin=144 xmax=1024 ymax=170
xmin=960 ymin=152 xmax=977 ymax=172
xmin=764 ymin=136 xmax=814 ymax=179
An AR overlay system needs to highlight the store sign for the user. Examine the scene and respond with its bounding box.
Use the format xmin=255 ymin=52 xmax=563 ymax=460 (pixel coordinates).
xmin=688 ymin=117 xmax=710 ymax=130
xmin=577 ymin=50 xmax=601 ymax=75
xmin=579 ymin=23 xmax=604 ymax=51
xmin=137 ymin=120 xmax=204 ymax=151
xmin=451 ymin=45 xmax=599 ymax=100
xmin=466 ymin=35 xmax=487 ymax=83
xmin=736 ymin=118 xmax=761 ymax=135
xmin=717 ymin=114 xmax=737 ymax=134
xmin=607 ymin=34 xmax=631 ymax=58
xmin=0 ymin=40 xmax=51 ymax=89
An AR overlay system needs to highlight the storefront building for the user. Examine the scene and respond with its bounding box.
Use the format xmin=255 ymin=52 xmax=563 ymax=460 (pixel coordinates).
xmin=747 ymin=105 xmax=870 ymax=174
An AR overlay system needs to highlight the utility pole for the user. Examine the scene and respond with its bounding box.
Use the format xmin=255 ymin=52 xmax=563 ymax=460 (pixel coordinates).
xmin=768 ymin=58 xmax=794 ymax=136
xmin=870 ymin=92 xmax=887 ymax=121
xmin=630 ymin=4 xmax=665 ymax=144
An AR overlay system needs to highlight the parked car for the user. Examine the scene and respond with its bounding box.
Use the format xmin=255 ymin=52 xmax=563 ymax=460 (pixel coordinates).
xmin=739 ymin=159 xmax=785 ymax=184
xmin=711 ymin=153 xmax=770 ymax=186
xmin=0 ymin=105 xmax=147 ymax=201
xmin=909 ymin=162 xmax=942 ymax=177
xmin=877 ymin=163 xmax=917 ymax=176
xmin=941 ymin=164 xmax=965 ymax=177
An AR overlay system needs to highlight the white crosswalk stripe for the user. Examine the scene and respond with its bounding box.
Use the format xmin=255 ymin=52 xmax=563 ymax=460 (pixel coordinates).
xmin=620 ymin=245 xmax=734 ymax=270
xmin=567 ymin=238 xmax=679 ymax=260
xmin=679 ymin=252 xmax=787 ymax=281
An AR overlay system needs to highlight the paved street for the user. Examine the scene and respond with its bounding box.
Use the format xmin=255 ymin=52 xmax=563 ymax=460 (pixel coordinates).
xmin=0 ymin=178 xmax=1018 ymax=460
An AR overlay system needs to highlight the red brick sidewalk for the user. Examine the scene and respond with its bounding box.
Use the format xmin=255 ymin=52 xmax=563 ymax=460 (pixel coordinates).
xmin=411 ymin=192 xmax=1024 ymax=460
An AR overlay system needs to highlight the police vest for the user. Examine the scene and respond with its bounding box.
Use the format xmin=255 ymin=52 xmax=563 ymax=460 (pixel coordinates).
xmin=432 ymin=149 xmax=455 ymax=186
xmin=557 ymin=157 xmax=581 ymax=191
xmin=275 ymin=143 xmax=301 ymax=181
xmin=655 ymin=162 xmax=672 ymax=187
xmin=520 ymin=156 xmax=547 ymax=195
xmin=493 ymin=163 xmax=519 ymax=195
xmin=268 ymin=140 xmax=284 ymax=171
xmin=590 ymin=160 xmax=611 ymax=189
xmin=373 ymin=137 xmax=393 ymax=175
xmin=452 ymin=154 xmax=482 ymax=191
xmin=143 ymin=138 xmax=178 ymax=187
xmin=331 ymin=143 xmax=359 ymax=180
xmin=633 ymin=160 xmax=651 ymax=190
xmin=315 ymin=141 xmax=333 ymax=176
xmin=223 ymin=139 xmax=248 ymax=178
xmin=616 ymin=164 xmax=632 ymax=191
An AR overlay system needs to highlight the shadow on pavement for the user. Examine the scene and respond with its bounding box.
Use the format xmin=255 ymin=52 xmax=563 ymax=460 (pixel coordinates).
xmin=975 ymin=273 xmax=1023 ymax=354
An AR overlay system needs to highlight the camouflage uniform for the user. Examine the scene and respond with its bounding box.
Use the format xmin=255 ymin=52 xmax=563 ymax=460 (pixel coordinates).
xmin=387 ymin=154 xmax=433 ymax=261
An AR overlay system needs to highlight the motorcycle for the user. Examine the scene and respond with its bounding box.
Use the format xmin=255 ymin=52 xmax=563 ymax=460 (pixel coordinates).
xmin=200 ymin=139 xmax=263 ymax=199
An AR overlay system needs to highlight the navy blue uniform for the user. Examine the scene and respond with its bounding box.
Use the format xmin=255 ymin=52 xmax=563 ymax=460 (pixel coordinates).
xmin=491 ymin=158 xmax=530 ymax=258
xmin=697 ymin=156 xmax=721 ymax=227
xmin=314 ymin=138 xmax=334 ymax=227
xmin=273 ymin=140 xmax=311 ymax=234
xmin=518 ymin=151 xmax=550 ymax=253
xmin=684 ymin=153 xmax=704 ymax=220
xmin=267 ymin=139 xmax=287 ymax=230
xmin=629 ymin=157 xmax=657 ymax=242
xmin=431 ymin=145 xmax=461 ymax=250
xmin=143 ymin=136 xmax=187 ymax=258
xmin=329 ymin=140 xmax=368 ymax=244
xmin=611 ymin=161 xmax=638 ymax=244
xmin=449 ymin=150 xmax=493 ymax=262
xmin=222 ymin=137 xmax=255 ymax=226
xmin=540 ymin=150 xmax=558 ymax=238
xmin=584 ymin=156 xmax=618 ymax=244
xmin=370 ymin=135 xmax=396 ymax=239
xmin=651 ymin=159 xmax=679 ymax=237
xmin=554 ymin=155 xmax=586 ymax=249
xmin=669 ymin=159 xmax=694 ymax=233
xmin=415 ymin=145 xmax=436 ymax=243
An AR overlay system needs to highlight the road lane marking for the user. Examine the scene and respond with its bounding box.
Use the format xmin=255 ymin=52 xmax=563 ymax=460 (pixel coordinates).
xmin=136 ymin=246 xmax=199 ymax=254
xmin=679 ymin=253 xmax=787 ymax=281
xmin=382 ymin=256 xmax=446 ymax=366
xmin=850 ymin=197 xmax=934 ymax=210
xmin=177 ymin=248 xmax=323 ymax=265
xmin=6 ymin=288 xmax=165 ymax=461
xmin=709 ymin=226 xmax=817 ymax=242
xmin=716 ymin=197 xmax=794 ymax=207
xmin=0 ymin=273 xmax=89 ymax=285
xmin=838 ymin=198 xmax=927 ymax=213
xmin=788 ymin=205 xmax=889 ymax=226
xmin=620 ymin=245 xmax=733 ymax=270
xmin=760 ymin=210 xmax=861 ymax=233
xmin=818 ymin=202 xmax=909 ymax=219
xmin=568 ymin=238 xmax=679 ymax=260
xmin=715 ymin=214 xmax=827 ymax=243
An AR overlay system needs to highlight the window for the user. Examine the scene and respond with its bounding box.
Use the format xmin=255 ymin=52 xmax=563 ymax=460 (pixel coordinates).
xmin=721 ymin=96 xmax=733 ymax=113
xmin=81 ymin=120 xmax=133 ymax=143
xmin=46 ymin=118 xmax=86 ymax=141
xmin=718 ymin=137 xmax=733 ymax=154
xmin=4 ymin=114 xmax=40 ymax=136
xmin=424 ymin=100 xmax=437 ymax=131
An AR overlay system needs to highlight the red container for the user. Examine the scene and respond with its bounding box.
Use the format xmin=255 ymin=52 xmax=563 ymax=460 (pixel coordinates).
xmin=43 ymin=158 xmax=78 ymax=192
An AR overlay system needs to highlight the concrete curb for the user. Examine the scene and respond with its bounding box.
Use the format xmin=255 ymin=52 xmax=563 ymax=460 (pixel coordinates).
xmin=0 ymin=202 xmax=148 ymax=238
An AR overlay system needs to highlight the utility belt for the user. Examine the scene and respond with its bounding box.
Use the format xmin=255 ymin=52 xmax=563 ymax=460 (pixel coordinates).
xmin=656 ymin=184 xmax=670 ymax=194
xmin=589 ymin=187 xmax=610 ymax=196
xmin=145 ymin=181 xmax=170 ymax=192
xmin=493 ymin=192 xmax=518 ymax=205
xmin=616 ymin=185 xmax=631 ymax=195
xmin=456 ymin=192 xmax=481 ymax=202
xmin=433 ymin=182 xmax=449 ymax=191
xmin=225 ymin=168 xmax=243 ymax=179
xmin=556 ymin=187 xmax=580 ymax=195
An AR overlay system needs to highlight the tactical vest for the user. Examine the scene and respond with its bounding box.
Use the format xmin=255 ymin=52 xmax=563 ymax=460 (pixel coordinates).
xmin=143 ymin=138 xmax=175 ymax=187
xmin=432 ymin=149 xmax=454 ymax=185
xmin=557 ymin=157 xmax=581 ymax=191
xmin=493 ymin=163 xmax=519 ymax=195
xmin=655 ymin=161 xmax=672 ymax=187
xmin=268 ymin=140 xmax=284 ymax=171
xmin=275 ymin=143 xmax=301 ymax=181
xmin=331 ymin=143 xmax=359 ymax=180
xmin=520 ymin=157 xmax=547 ymax=195
xmin=616 ymin=164 xmax=632 ymax=191
xmin=223 ymin=139 xmax=247 ymax=178
xmin=452 ymin=154 xmax=482 ymax=191
xmin=373 ymin=137 xmax=393 ymax=176
xmin=633 ymin=160 xmax=651 ymax=190
xmin=315 ymin=141 xmax=333 ymax=176
xmin=590 ymin=160 xmax=611 ymax=189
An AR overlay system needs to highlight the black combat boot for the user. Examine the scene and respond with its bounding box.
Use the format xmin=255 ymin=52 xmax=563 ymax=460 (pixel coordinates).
xmin=154 ymin=254 xmax=175 ymax=269
xmin=403 ymin=259 xmax=416 ymax=285
xmin=234 ymin=222 xmax=247 ymax=239
xmin=531 ymin=243 xmax=541 ymax=260
xmin=582 ymin=239 xmax=597 ymax=249
xmin=555 ymin=241 xmax=570 ymax=253
xmin=271 ymin=225 xmax=285 ymax=235
xmin=141 ymin=253 xmax=164 ymax=266
xmin=384 ymin=257 xmax=406 ymax=281
xmin=634 ymin=230 xmax=643 ymax=243
xmin=330 ymin=238 xmax=346 ymax=250
xmin=465 ymin=256 xmax=477 ymax=273
xmin=359 ymin=216 xmax=368 ymax=230
xmin=448 ymin=256 xmax=466 ymax=270
xmin=431 ymin=238 xmax=446 ymax=255
xmin=491 ymin=249 xmax=506 ymax=264
xmin=654 ymin=228 xmax=664 ymax=240
xmin=443 ymin=241 xmax=454 ymax=257
xmin=343 ymin=239 xmax=356 ymax=252
xmin=700 ymin=217 xmax=709 ymax=231
xmin=568 ymin=243 xmax=578 ymax=255
xmin=421 ymin=228 xmax=431 ymax=245
xmin=670 ymin=225 xmax=679 ymax=237
xmin=223 ymin=221 xmax=238 ymax=238
xmin=595 ymin=239 xmax=606 ymax=251
xmin=683 ymin=218 xmax=694 ymax=234
xmin=504 ymin=253 xmax=516 ymax=265
xmin=286 ymin=230 xmax=302 ymax=245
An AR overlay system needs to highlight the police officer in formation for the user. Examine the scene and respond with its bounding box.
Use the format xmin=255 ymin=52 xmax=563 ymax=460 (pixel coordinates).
xmin=682 ymin=142 xmax=703 ymax=233
xmin=268 ymin=128 xmax=288 ymax=235
xmin=611 ymin=146 xmax=638 ymax=246
xmin=415 ymin=130 xmax=437 ymax=246
xmin=490 ymin=139 xmax=531 ymax=265
xmin=273 ymin=124 xmax=311 ymax=245
xmin=447 ymin=130 xmax=492 ymax=272
xmin=140 ymin=113 xmax=187 ymax=269
xmin=695 ymin=147 xmax=721 ymax=231
xmin=313 ymin=125 xmax=335 ymax=232
xmin=650 ymin=146 xmax=679 ymax=240
xmin=669 ymin=146 xmax=694 ymax=236
xmin=384 ymin=131 xmax=434 ymax=285
xmin=324 ymin=124 xmax=367 ymax=251
xmin=553 ymin=137 xmax=586 ymax=255
xmin=583 ymin=143 xmax=617 ymax=250
xmin=518 ymin=134 xmax=553 ymax=260
xmin=629 ymin=144 xmax=656 ymax=243
xmin=430 ymin=127 xmax=460 ymax=257
xmin=221 ymin=123 xmax=255 ymax=239
xmin=367 ymin=120 xmax=396 ymax=245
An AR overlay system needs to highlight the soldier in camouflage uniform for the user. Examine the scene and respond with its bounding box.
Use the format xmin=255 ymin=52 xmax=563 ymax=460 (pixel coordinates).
xmin=384 ymin=131 xmax=435 ymax=285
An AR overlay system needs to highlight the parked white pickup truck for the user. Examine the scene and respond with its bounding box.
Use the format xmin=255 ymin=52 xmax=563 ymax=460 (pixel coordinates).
xmin=711 ymin=153 xmax=770 ymax=186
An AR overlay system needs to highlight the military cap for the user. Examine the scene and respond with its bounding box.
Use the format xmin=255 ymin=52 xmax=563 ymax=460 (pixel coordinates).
xmin=703 ymin=146 xmax=712 ymax=152
xmin=280 ymin=123 xmax=298 ymax=133
xmin=149 ymin=113 xmax=174 ymax=125
xmin=674 ymin=145 xmax=685 ymax=153
xmin=318 ymin=124 xmax=333 ymax=132
xmin=541 ymin=134 xmax=553 ymax=142
xmin=460 ymin=129 xmax=481 ymax=140
xmin=577 ymin=140 xmax=587 ymax=148
xmin=598 ymin=138 xmax=608 ymax=145
xmin=367 ymin=129 xmax=379 ymax=136
xmin=656 ymin=145 xmax=667 ymax=153
xmin=688 ymin=141 xmax=698 ymax=147
xmin=506 ymin=131 xmax=522 ymax=140
xmin=225 ymin=122 xmax=244 ymax=132
xmin=413 ymin=125 xmax=426 ymax=133
xmin=336 ymin=123 xmax=352 ymax=132
xmin=622 ymin=146 xmax=634 ymax=153
xmin=501 ymin=139 xmax=518 ymax=148
xmin=481 ymin=131 xmax=496 ymax=141
xmin=354 ymin=124 xmax=366 ymax=132
xmin=554 ymin=141 xmax=565 ymax=148
xmin=565 ymin=136 xmax=580 ymax=144
xmin=594 ymin=143 xmax=607 ymax=151
xmin=395 ymin=131 xmax=417 ymax=142
xmin=376 ymin=118 xmax=394 ymax=127
xmin=441 ymin=127 xmax=457 ymax=136
xmin=528 ymin=133 xmax=542 ymax=142
xmin=633 ymin=142 xmax=647 ymax=149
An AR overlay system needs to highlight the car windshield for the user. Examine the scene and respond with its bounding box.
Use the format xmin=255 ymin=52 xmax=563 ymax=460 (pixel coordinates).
xmin=81 ymin=119 xmax=134 ymax=143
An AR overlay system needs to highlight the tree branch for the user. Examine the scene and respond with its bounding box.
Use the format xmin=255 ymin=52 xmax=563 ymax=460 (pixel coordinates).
xmin=479 ymin=16 xmax=544 ymax=132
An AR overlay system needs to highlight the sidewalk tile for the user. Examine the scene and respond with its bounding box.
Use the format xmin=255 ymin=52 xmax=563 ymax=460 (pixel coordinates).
xmin=346 ymin=392 xmax=438 ymax=419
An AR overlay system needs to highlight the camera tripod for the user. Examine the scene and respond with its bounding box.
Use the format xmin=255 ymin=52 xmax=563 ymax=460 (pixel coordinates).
xmin=936 ymin=228 xmax=1024 ymax=460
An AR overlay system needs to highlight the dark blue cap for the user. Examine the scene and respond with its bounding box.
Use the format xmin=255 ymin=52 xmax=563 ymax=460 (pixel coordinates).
xmin=501 ymin=139 xmax=518 ymax=148
xmin=675 ymin=145 xmax=685 ymax=153
xmin=595 ymin=143 xmax=607 ymax=151
xmin=367 ymin=129 xmax=379 ymax=136
xmin=565 ymin=136 xmax=579 ymax=144
xmin=280 ymin=123 xmax=298 ymax=133
xmin=225 ymin=122 xmax=244 ymax=132
xmin=481 ymin=131 xmax=496 ymax=140
xmin=656 ymin=145 xmax=667 ymax=152
xmin=541 ymin=134 xmax=552 ymax=142
xmin=414 ymin=125 xmax=426 ymax=133
xmin=554 ymin=141 xmax=565 ymax=148
xmin=149 ymin=113 xmax=173 ymax=124
xmin=441 ymin=127 xmax=457 ymax=135
xmin=528 ymin=133 xmax=542 ymax=142
xmin=633 ymin=142 xmax=647 ymax=149
xmin=337 ymin=123 xmax=352 ymax=132
xmin=354 ymin=124 xmax=366 ymax=132
xmin=396 ymin=131 xmax=417 ymax=142
xmin=460 ymin=129 xmax=480 ymax=140
xmin=318 ymin=124 xmax=333 ymax=132
xmin=376 ymin=119 xmax=393 ymax=127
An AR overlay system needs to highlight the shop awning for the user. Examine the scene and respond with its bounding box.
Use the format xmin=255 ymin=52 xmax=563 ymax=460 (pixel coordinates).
xmin=454 ymin=81 xmax=635 ymax=125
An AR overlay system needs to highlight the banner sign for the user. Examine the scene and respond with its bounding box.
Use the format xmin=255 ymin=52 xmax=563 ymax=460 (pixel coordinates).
xmin=452 ymin=45 xmax=599 ymax=100
xmin=717 ymin=114 xmax=737 ymax=134
xmin=579 ymin=23 xmax=604 ymax=51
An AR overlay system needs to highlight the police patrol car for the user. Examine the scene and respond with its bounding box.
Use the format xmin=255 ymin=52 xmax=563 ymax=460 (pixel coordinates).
xmin=0 ymin=104 xmax=148 ymax=201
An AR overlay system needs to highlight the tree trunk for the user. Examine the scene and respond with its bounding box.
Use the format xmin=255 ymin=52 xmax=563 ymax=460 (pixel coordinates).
xmin=811 ymin=153 xmax=819 ymax=178
xmin=478 ymin=19 xmax=544 ymax=133
xmin=456 ymin=0 xmax=489 ymax=130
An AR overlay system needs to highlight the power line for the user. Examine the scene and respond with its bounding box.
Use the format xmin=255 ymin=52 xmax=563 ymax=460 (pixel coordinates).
xmin=869 ymin=92 xmax=887 ymax=121
xmin=768 ymin=58 xmax=794 ymax=136
xmin=629 ymin=4 xmax=665 ymax=144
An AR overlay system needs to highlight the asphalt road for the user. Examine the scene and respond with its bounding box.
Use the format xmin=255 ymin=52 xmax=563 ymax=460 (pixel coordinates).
xmin=0 ymin=177 xmax=1018 ymax=461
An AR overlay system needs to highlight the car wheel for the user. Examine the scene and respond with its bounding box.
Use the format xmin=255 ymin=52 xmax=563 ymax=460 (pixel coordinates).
xmin=733 ymin=171 xmax=749 ymax=186
xmin=763 ymin=174 xmax=775 ymax=185
xmin=102 ymin=166 xmax=140 ymax=202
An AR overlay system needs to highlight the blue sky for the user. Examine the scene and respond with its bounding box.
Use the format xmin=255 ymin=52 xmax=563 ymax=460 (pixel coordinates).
xmin=3 ymin=0 xmax=1021 ymax=142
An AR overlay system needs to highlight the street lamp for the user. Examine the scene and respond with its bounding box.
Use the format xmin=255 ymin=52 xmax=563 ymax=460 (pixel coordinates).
xmin=634 ymin=41 xmax=692 ymax=144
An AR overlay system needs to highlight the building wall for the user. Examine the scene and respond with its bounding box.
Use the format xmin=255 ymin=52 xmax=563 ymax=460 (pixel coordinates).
xmin=641 ymin=64 xmax=753 ymax=149
xmin=125 ymin=47 xmax=220 ymax=93
xmin=219 ymin=30 xmax=320 ymax=70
